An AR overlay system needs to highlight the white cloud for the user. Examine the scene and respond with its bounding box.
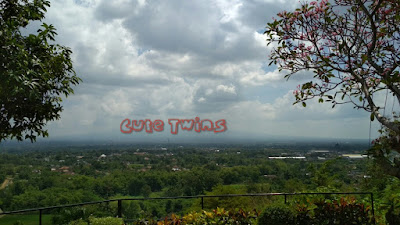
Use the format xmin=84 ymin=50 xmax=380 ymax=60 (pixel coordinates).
xmin=240 ymin=69 xmax=284 ymax=86
xmin=216 ymin=84 xmax=236 ymax=94
xmin=35 ymin=0 xmax=380 ymax=140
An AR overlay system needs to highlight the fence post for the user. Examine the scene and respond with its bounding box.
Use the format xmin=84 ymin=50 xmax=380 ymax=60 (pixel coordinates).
xmin=201 ymin=197 xmax=204 ymax=209
xmin=117 ymin=200 xmax=122 ymax=218
xmin=284 ymin=194 xmax=287 ymax=204
xmin=39 ymin=209 xmax=42 ymax=225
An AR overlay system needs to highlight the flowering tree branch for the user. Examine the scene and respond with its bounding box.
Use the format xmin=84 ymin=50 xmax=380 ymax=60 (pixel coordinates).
xmin=265 ymin=0 xmax=400 ymax=178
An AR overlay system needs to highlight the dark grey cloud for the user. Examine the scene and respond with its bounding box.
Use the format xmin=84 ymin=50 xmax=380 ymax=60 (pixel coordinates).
xmin=94 ymin=0 xmax=136 ymax=21
xmin=192 ymin=82 xmax=239 ymax=113
xmin=120 ymin=0 xmax=265 ymax=64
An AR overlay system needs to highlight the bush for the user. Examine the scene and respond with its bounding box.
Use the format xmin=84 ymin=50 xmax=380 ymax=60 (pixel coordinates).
xmin=135 ymin=208 xmax=259 ymax=225
xmin=258 ymin=199 xmax=373 ymax=225
xmin=258 ymin=204 xmax=295 ymax=225
xmin=52 ymin=207 xmax=89 ymax=225
xmin=69 ymin=220 xmax=88 ymax=225
xmin=313 ymin=199 xmax=373 ymax=225
xmin=89 ymin=217 xmax=124 ymax=225
xmin=385 ymin=200 xmax=400 ymax=225
xmin=12 ymin=221 xmax=24 ymax=225
xmin=68 ymin=217 xmax=123 ymax=225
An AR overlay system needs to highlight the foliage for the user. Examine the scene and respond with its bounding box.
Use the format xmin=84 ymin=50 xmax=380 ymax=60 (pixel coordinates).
xmin=312 ymin=198 xmax=374 ymax=225
xmin=380 ymin=180 xmax=400 ymax=225
xmin=369 ymin=122 xmax=400 ymax=178
xmin=203 ymin=185 xmax=247 ymax=210
xmin=68 ymin=220 xmax=88 ymax=225
xmin=0 ymin=214 xmax=52 ymax=225
xmin=12 ymin=221 xmax=24 ymax=225
xmin=51 ymin=207 xmax=89 ymax=225
xmin=68 ymin=217 xmax=124 ymax=225
xmin=0 ymin=147 xmax=389 ymax=223
xmin=258 ymin=198 xmax=373 ymax=225
xmin=258 ymin=204 xmax=295 ymax=225
xmin=385 ymin=201 xmax=400 ymax=225
xmin=265 ymin=0 xmax=400 ymax=178
xmin=0 ymin=0 xmax=81 ymax=142
xmin=89 ymin=217 xmax=124 ymax=225
xmin=133 ymin=208 xmax=259 ymax=225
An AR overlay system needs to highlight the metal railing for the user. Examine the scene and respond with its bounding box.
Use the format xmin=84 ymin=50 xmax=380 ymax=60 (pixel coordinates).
xmin=0 ymin=192 xmax=375 ymax=225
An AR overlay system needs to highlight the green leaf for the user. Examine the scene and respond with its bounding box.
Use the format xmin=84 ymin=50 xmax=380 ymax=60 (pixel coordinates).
xmin=370 ymin=113 xmax=375 ymax=121
xmin=302 ymin=102 xmax=307 ymax=107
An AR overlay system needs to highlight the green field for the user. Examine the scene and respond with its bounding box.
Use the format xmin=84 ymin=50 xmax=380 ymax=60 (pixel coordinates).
xmin=0 ymin=214 xmax=52 ymax=225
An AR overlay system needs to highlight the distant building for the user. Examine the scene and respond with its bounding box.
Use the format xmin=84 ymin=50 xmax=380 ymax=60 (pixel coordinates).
xmin=341 ymin=154 xmax=367 ymax=159
xmin=172 ymin=166 xmax=180 ymax=171
xmin=134 ymin=152 xmax=147 ymax=155
xmin=268 ymin=156 xmax=306 ymax=159
xmin=311 ymin=150 xmax=330 ymax=153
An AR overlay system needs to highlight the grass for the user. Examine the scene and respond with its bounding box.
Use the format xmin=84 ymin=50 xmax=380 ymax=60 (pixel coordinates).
xmin=0 ymin=214 xmax=52 ymax=225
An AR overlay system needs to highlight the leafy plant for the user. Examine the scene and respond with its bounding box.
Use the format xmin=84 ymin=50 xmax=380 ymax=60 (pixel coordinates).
xmin=312 ymin=198 xmax=374 ymax=225
xmin=132 ymin=208 xmax=259 ymax=225
xmin=384 ymin=195 xmax=400 ymax=225
xmin=258 ymin=204 xmax=295 ymax=225
xmin=89 ymin=216 xmax=124 ymax=225
xmin=258 ymin=198 xmax=373 ymax=225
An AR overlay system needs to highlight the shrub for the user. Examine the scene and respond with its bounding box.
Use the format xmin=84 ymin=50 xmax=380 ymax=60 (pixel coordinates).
xmin=312 ymin=198 xmax=373 ymax=225
xmin=257 ymin=204 xmax=295 ymax=225
xmin=135 ymin=208 xmax=259 ymax=225
xmin=89 ymin=216 xmax=124 ymax=225
xmin=12 ymin=221 xmax=24 ymax=225
xmin=69 ymin=219 xmax=88 ymax=225
xmin=385 ymin=199 xmax=400 ymax=225
xmin=52 ymin=207 xmax=89 ymax=225
xmin=258 ymin=198 xmax=373 ymax=225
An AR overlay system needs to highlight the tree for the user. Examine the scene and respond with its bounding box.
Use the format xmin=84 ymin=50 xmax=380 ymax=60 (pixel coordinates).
xmin=0 ymin=0 xmax=80 ymax=142
xmin=265 ymin=0 xmax=400 ymax=178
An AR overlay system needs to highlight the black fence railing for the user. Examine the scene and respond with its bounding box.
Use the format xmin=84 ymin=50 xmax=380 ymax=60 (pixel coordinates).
xmin=0 ymin=192 xmax=375 ymax=225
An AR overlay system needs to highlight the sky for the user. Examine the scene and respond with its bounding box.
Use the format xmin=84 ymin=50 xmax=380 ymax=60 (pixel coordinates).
xmin=21 ymin=0 xmax=390 ymax=143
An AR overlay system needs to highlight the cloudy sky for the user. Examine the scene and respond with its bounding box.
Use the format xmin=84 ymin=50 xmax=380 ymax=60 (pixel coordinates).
xmin=26 ymin=0 xmax=388 ymax=142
